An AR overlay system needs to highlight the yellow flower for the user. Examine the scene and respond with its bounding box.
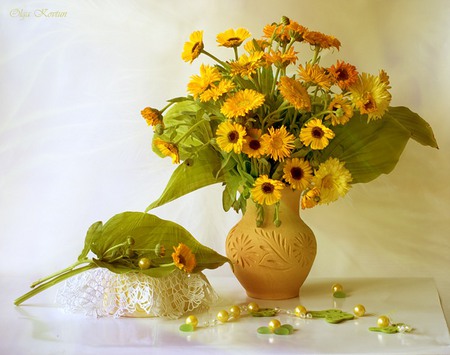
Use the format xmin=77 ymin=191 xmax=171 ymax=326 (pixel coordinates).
xmin=153 ymin=138 xmax=180 ymax=164
xmin=229 ymin=52 xmax=264 ymax=77
xmin=349 ymin=72 xmax=392 ymax=121
xmin=217 ymin=28 xmax=251 ymax=47
xmin=265 ymin=47 xmax=298 ymax=69
xmin=261 ymin=126 xmax=295 ymax=161
xmin=141 ymin=107 xmax=163 ymax=129
xmin=300 ymin=118 xmax=335 ymax=150
xmin=325 ymin=95 xmax=354 ymax=126
xmin=301 ymin=187 xmax=321 ymax=209
xmin=283 ymin=158 xmax=313 ymax=190
xmin=200 ymin=79 xmax=235 ymax=102
xmin=251 ymin=175 xmax=284 ymax=205
xmin=298 ymin=63 xmax=332 ymax=91
xmin=242 ymin=128 xmax=265 ymax=158
xmin=328 ymin=60 xmax=359 ymax=91
xmin=172 ymin=243 xmax=197 ymax=273
xmin=312 ymin=157 xmax=352 ymax=204
xmin=215 ymin=121 xmax=246 ymax=154
xmin=187 ymin=64 xmax=222 ymax=98
xmin=278 ymin=76 xmax=311 ymax=111
xmin=181 ymin=30 xmax=204 ymax=63
xmin=220 ymin=89 xmax=265 ymax=119
xmin=244 ymin=39 xmax=269 ymax=53
xmin=263 ymin=20 xmax=307 ymax=43
xmin=303 ymin=30 xmax=341 ymax=50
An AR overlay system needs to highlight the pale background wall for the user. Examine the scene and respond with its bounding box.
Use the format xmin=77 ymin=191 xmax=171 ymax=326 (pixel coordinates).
xmin=1 ymin=0 xmax=449 ymax=327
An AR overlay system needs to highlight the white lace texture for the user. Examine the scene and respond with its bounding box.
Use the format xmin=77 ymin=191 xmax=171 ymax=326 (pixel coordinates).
xmin=56 ymin=268 xmax=218 ymax=319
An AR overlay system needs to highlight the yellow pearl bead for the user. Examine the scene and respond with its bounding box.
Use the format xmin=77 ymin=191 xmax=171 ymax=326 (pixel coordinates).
xmin=217 ymin=310 xmax=229 ymax=323
xmin=268 ymin=319 xmax=281 ymax=331
xmin=138 ymin=257 xmax=151 ymax=270
xmin=332 ymin=283 xmax=343 ymax=293
xmin=353 ymin=304 xmax=366 ymax=317
xmin=295 ymin=305 xmax=307 ymax=317
xmin=377 ymin=315 xmax=390 ymax=328
xmin=229 ymin=305 xmax=241 ymax=318
xmin=247 ymin=302 xmax=259 ymax=313
xmin=185 ymin=315 xmax=198 ymax=329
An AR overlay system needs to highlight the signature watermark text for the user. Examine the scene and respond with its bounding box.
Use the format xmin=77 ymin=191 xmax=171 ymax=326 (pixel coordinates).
xmin=10 ymin=8 xmax=67 ymax=19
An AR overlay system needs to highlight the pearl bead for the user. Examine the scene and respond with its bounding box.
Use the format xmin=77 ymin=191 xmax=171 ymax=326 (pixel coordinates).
xmin=138 ymin=257 xmax=151 ymax=270
xmin=217 ymin=310 xmax=229 ymax=323
xmin=229 ymin=305 xmax=241 ymax=318
xmin=377 ymin=315 xmax=390 ymax=328
xmin=332 ymin=283 xmax=343 ymax=293
xmin=295 ymin=305 xmax=307 ymax=317
xmin=247 ymin=302 xmax=259 ymax=313
xmin=185 ymin=315 xmax=198 ymax=329
xmin=353 ymin=304 xmax=366 ymax=317
xmin=268 ymin=319 xmax=281 ymax=331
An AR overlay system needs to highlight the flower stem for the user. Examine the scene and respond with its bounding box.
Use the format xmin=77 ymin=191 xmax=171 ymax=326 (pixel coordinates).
xmin=201 ymin=49 xmax=228 ymax=68
xmin=30 ymin=259 xmax=88 ymax=288
xmin=14 ymin=263 xmax=97 ymax=306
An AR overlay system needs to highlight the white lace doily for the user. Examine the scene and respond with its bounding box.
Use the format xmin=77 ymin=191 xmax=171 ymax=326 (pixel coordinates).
xmin=56 ymin=268 xmax=218 ymax=319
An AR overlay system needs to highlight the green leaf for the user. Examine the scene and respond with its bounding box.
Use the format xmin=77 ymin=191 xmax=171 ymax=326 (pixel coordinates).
xmin=333 ymin=291 xmax=346 ymax=298
xmin=250 ymin=308 xmax=278 ymax=317
xmin=90 ymin=212 xmax=230 ymax=276
xmin=179 ymin=323 xmax=195 ymax=332
xmin=280 ymin=324 xmax=294 ymax=334
xmin=309 ymin=309 xmax=354 ymax=323
xmin=146 ymin=145 xmax=224 ymax=211
xmin=257 ymin=326 xmax=272 ymax=334
xmin=78 ymin=221 xmax=102 ymax=261
xmin=385 ymin=106 xmax=438 ymax=148
xmin=274 ymin=326 xmax=291 ymax=335
xmin=322 ymin=112 xmax=411 ymax=183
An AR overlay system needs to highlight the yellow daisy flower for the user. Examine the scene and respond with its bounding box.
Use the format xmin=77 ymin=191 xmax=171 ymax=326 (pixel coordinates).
xmin=181 ymin=30 xmax=204 ymax=63
xmin=328 ymin=60 xmax=359 ymax=91
xmin=303 ymin=30 xmax=341 ymax=50
xmin=141 ymin=107 xmax=163 ymax=129
xmin=298 ymin=63 xmax=333 ymax=91
xmin=283 ymin=158 xmax=313 ymax=191
xmin=251 ymin=175 xmax=284 ymax=205
xmin=215 ymin=121 xmax=246 ymax=154
xmin=299 ymin=118 xmax=335 ymax=150
xmin=312 ymin=157 xmax=352 ymax=204
xmin=301 ymin=187 xmax=321 ymax=209
xmin=278 ymin=76 xmax=311 ymax=111
xmin=349 ymin=72 xmax=392 ymax=121
xmin=325 ymin=95 xmax=354 ymax=126
xmin=217 ymin=28 xmax=251 ymax=48
xmin=242 ymin=128 xmax=265 ymax=158
xmin=261 ymin=126 xmax=295 ymax=161
xmin=244 ymin=39 xmax=269 ymax=53
xmin=220 ymin=89 xmax=265 ymax=119
xmin=172 ymin=243 xmax=197 ymax=273
xmin=200 ymin=79 xmax=235 ymax=102
xmin=265 ymin=47 xmax=298 ymax=69
xmin=153 ymin=138 xmax=180 ymax=164
xmin=229 ymin=52 xmax=264 ymax=77
xmin=187 ymin=64 xmax=222 ymax=99
xmin=263 ymin=20 xmax=307 ymax=43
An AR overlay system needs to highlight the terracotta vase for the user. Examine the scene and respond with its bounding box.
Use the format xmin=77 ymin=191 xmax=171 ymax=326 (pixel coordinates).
xmin=225 ymin=189 xmax=316 ymax=299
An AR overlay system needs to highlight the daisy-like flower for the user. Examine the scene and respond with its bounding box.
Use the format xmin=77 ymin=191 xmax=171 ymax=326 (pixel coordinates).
xmin=265 ymin=47 xmax=298 ymax=69
xmin=298 ymin=63 xmax=333 ymax=91
xmin=325 ymin=95 xmax=354 ymax=126
xmin=187 ymin=64 xmax=222 ymax=98
xmin=278 ymin=76 xmax=311 ymax=111
xmin=141 ymin=107 xmax=163 ymax=129
xmin=220 ymin=89 xmax=265 ymax=119
xmin=215 ymin=121 xmax=246 ymax=154
xmin=181 ymin=30 xmax=204 ymax=63
xmin=283 ymin=158 xmax=313 ymax=191
xmin=301 ymin=187 xmax=321 ymax=209
xmin=242 ymin=128 xmax=265 ymax=158
xmin=229 ymin=52 xmax=264 ymax=78
xmin=263 ymin=20 xmax=307 ymax=43
xmin=300 ymin=118 xmax=335 ymax=150
xmin=200 ymin=79 xmax=235 ymax=102
xmin=261 ymin=126 xmax=295 ymax=161
xmin=153 ymin=138 xmax=180 ymax=164
xmin=303 ymin=30 xmax=341 ymax=50
xmin=172 ymin=243 xmax=197 ymax=273
xmin=244 ymin=39 xmax=269 ymax=53
xmin=251 ymin=175 xmax=285 ymax=205
xmin=217 ymin=28 xmax=251 ymax=48
xmin=312 ymin=157 xmax=352 ymax=204
xmin=349 ymin=72 xmax=392 ymax=121
xmin=378 ymin=69 xmax=391 ymax=89
xmin=328 ymin=60 xmax=359 ymax=91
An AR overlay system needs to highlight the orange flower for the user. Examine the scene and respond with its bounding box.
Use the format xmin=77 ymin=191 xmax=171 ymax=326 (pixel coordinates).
xmin=328 ymin=61 xmax=359 ymax=90
xmin=303 ymin=30 xmax=341 ymax=50
xmin=172 ymin=243 xmax=197 ymax=273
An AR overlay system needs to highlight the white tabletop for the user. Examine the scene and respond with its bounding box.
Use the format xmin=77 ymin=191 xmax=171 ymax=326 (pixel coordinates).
xmin=2 ymin=275 xmax=449 ymax=355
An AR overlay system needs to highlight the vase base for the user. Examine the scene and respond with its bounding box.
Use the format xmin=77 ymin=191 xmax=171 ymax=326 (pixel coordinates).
xmin=245 ymin=290 xmax=299 ymax=300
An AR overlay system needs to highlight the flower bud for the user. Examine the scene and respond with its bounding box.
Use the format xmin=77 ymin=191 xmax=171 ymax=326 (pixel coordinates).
xmin=281 ymin=16 xmax=290 ymax=25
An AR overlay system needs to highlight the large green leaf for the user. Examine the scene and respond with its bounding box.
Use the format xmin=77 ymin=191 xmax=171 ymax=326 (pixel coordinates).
xmin=91 ymin=212 xmax=230 ymax=277
xmin=322 ymin=112 xmax=411 ymax=183
xmin=146 ymin=144 xmax=223 ymax=211
xmin=385 ymin=106 xmax=438 ymax=148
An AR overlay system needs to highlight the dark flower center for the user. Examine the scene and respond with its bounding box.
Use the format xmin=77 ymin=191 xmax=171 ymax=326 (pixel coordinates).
xmin=261 ymin=182 xmax=275 ymax=194
xmin=228 ymin=131 xmax=239 ymax=143
xmin=337 ymin=68 xmax=349 ymax=81
xmin=291 ymin=167 xmax=304 ymax=180
xmin=312 ymin=127 xmax=324 ymax=138
xmin=249 ymin=139 xmax=261 ymax=150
